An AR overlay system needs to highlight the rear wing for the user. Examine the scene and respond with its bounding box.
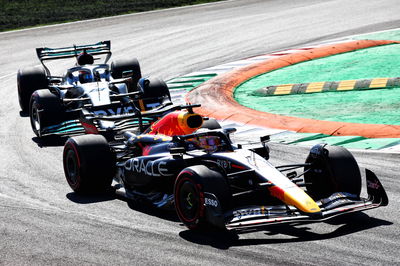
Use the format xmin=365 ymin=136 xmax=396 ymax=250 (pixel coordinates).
xmin=36 ymin=40 xmax=112 ymax=75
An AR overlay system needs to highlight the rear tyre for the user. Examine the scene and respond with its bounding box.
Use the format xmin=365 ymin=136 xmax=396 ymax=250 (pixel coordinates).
xmin=63 ymin=135 xmax=116 ymax=194
xmin=174 ymin=165 xmax=231 ymax=230
xmin=17 ymin=66 xmax=48 ymax=113
xmin=111 ymin=58 xmax=141 ymax=91
xmin=29 ymin=89 xmax=64 ymax=137
xmin=304 ymin=145 xmax=361 ymax=200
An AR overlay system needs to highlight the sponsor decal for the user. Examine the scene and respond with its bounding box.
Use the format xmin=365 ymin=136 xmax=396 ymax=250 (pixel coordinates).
xmin=231 ymin=164 xmax=246 ymax=170
xmin=205 ymin=198 xmax=219 ymax=207
xmin=367 ymin=179 xmax=380 ymax=190
xmin=124 ymin=158 xmax=173 ymax=177
xmin=93 ymin=106 xmax=134 ymax=116
xmin=216 ymin=159 xmax=231 ymax=169
xmin=233 ymin=206 xmax=268 ymax=219
xmin=305 ymin=200 xmax=319 ymax=211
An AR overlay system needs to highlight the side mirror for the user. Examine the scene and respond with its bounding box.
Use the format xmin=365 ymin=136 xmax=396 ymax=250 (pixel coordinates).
xmin=223 ymin=128 xmax=237 ymax=135
xmin=260 ymin=135 xmax=271 ymax=160
xmin=260 ymin=135 xmax=270 ymax=143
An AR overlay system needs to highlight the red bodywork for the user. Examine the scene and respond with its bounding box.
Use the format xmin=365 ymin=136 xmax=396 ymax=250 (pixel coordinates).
xmin=146 ymin=110 xmax=203 ymax=137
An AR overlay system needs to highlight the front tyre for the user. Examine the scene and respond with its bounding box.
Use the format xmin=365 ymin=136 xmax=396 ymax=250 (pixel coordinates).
xmin=111 ymin=58 xmax=141 ymax=92
xmin=174 ymin=165 xmax=231 ymax=230
xmin=29 ymin=89 xmax=64 ymax=137
xmin=63 ymin=135 xmax=116 ymax=194
xmin=304 ymin=145 xmax=361 ymax=200
xmin=137 ymin=78 xmax=171 ymax=110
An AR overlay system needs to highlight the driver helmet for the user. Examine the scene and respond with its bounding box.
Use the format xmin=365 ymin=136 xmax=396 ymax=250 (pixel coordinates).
xmin=197 ymin=135 xmax=222 ymax=153
xmin=78 ymin=70 xmax=93 ymax=83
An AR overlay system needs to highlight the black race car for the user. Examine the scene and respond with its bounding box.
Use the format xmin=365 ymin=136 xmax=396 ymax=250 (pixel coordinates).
xmin=63 ymin=105 xmax=388 ymax=231
xmin=17 ymin=41 xmax=170 ymax=138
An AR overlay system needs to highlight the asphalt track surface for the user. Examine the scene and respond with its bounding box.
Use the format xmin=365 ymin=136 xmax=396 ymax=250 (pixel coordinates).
xmin=1 ymin=0 xmax=399 ymax=265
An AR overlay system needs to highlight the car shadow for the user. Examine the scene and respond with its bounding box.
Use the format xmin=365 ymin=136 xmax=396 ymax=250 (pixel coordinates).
xmin=66 ymin=186 xmax=180 ymax=223
xmin=179 ymin=212 xmax=392 ymax=249
xmin=123 ymin=195 xmax=180 ymax=223
xmin=32 ymin=136 xmax=67 ymax=147
xmin=67 ymin=191 xmax=179 ymax=223
xmin=66 ymin=192 xmax=117 ymax=204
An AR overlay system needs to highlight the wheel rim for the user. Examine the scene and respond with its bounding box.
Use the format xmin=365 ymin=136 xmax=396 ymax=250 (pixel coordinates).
xmin=65 ymin=149 xmax=79 ymax=187
xmin=177 ymin=179 xmax=200 ymax=222
xmin=30 ymin=103 xmax=41 ymax=134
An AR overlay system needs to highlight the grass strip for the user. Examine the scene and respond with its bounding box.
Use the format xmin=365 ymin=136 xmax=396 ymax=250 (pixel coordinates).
xmin=0 ymin=0 xmax=222 ymax=32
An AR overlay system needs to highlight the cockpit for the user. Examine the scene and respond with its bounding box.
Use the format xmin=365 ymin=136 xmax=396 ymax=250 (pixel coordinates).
xmin=183 ymin=132 xmax=233 ymax=153
xmin=65 ymin=65 xmax=111 ymax=85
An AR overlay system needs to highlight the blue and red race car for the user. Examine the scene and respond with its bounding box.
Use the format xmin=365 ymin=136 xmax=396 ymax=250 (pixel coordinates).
xmin=63 ymin=104 xmax=388 ymax=231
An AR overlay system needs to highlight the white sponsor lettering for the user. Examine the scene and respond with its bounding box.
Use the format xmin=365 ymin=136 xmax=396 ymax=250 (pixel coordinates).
xmin=233 ymin=207 xmax=268 ymax=219
xmin=205 ymin=198 xmax=218 ymax=207
xmin=125 ymin=158 xmax=173 ymax=177
xmin=94 ymin=110 xmax=108 ymax=116
xmin=158 ymin=161 xmax=171 ymax=176
xmin=93 ymin=106 xmax=134 ymax=116
xmin=216 ymin=159 xmax=231 ymax=169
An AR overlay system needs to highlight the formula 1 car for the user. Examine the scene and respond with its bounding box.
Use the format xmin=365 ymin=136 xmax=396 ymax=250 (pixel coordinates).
xmin=63 ymin=104 xmax=388 ymax=231
xmin=17 ymin=41 xmax=171 ymax=138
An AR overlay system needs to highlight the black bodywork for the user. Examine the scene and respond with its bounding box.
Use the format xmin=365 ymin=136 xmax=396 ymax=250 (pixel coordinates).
xmin=63 ymin=108 xmax=389 ymax=231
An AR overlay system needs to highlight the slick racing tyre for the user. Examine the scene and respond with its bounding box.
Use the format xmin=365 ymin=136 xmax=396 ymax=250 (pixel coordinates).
xmin=111 ymin=58 xmax=141 ymax=91
xmin=304 ymin=145 xmax=362 ymax=200
xmin=17 ymin=66 xmax=48 ymax=113
xmin=63 ymin=135 xmax=116 ymax=194
xmin=29 ymin=89 xmax=64 ymax=137
xmin=137 ymin=78 xmax=171 ymax=111
xmin=174 ymin=165 xmax=231 ymax=230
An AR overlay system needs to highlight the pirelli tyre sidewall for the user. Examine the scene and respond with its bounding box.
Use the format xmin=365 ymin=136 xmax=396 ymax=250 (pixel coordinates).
xmin=17 ymin=66 xmax=48 ymax=113
xmin=63 ymin=135 xmax=116 ymax=194
xmin=304 ymin=145 xmax=362 ymax=200
xmin=174 ymin=165 xmax=231 ymax=231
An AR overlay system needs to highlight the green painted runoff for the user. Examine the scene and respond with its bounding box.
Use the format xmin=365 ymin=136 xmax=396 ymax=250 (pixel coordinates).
xmin=234 ymin=31 xmax=400 ymax=125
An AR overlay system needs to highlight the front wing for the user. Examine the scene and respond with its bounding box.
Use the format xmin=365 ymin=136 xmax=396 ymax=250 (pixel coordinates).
xmin=207 ymin=169 xmax=388 ymax=231
xmin=39 ymin=117 xmax=154 ymax=137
